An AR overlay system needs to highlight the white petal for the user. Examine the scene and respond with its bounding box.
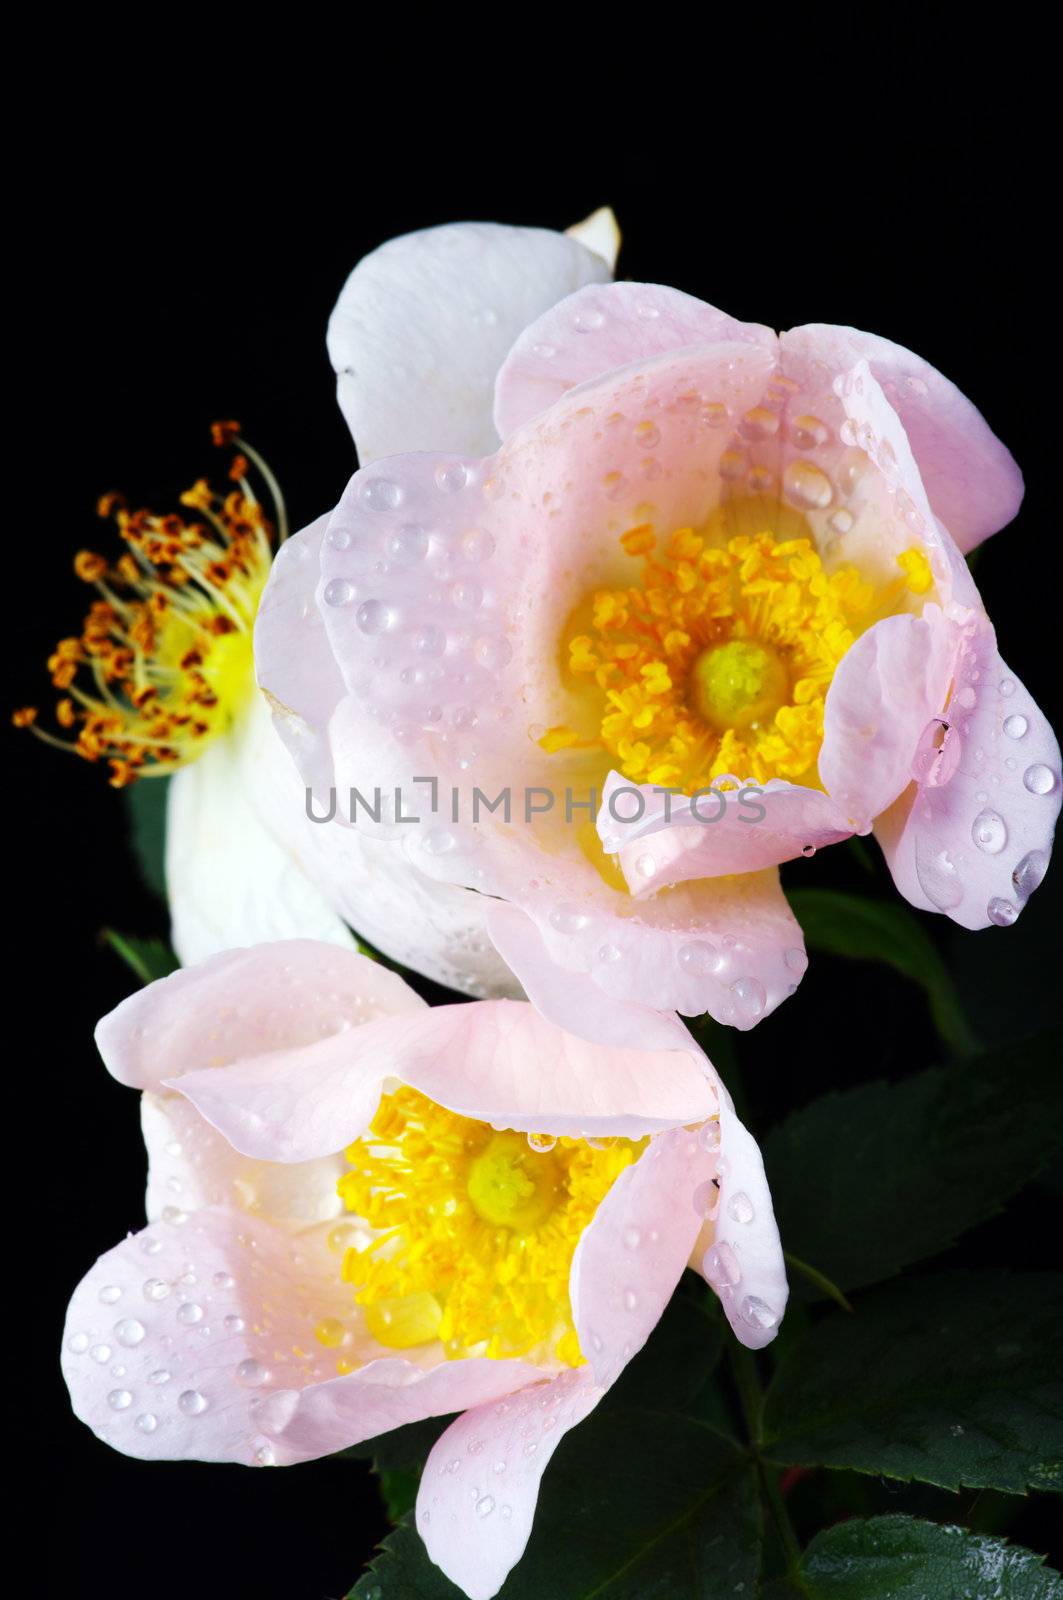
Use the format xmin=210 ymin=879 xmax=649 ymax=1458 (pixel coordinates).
xmin=166 ymin=696 xmax=355 ymax=965
xmin=327 ymin=221 xmax=612 ymax=463
xmin=565 ymin=206 xmax=621 ymax=269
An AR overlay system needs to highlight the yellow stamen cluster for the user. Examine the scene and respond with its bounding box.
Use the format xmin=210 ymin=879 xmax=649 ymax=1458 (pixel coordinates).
xmin=544 ymin=525 xmax=929 ymax=790
xmin=333 ymin=1086 xmax=644 ymax=1368
xmin=14 ymin=423 xmax=283 ymax=786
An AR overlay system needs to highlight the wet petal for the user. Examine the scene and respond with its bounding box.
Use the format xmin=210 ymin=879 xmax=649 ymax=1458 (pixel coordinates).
xmin=328 ymin=222 xmax=611 ymax=464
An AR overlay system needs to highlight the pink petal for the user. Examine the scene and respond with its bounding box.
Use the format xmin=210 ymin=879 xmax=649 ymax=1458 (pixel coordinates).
xmin=494 ymin=280 xmax=775 ymax=439
xmin=598 ymin=771 xmax=852 ymax=888
xmin=819 ymin=608 xmax=956 ymax=828
xmin=574 ymin=1113 xmax=787 ymax=1377
xmin=782 ymin=323 xmax=1023 ymax=554
xmin=253 ymin=513 xmax=345 ymax=799
xmin=62 ymin=1206 xmax=353 ymax=1465
xmin=327 ymin=222 xmax=611 ymax=464
xmin=139 ymin=1090 xmax=345 ymax=1228
xmin=253 ymin=1353 xmax=543 ymax=1468
xmin=96 ymin=939 xmax=424 ymax=1093
xmin=63 ymin=1204 xmax=541 ymax=1470
xmin=416 ymin=1367 xmax=603 ymax=1600
xmin=876 ymin=627 xmax=1060 ymax=929
xmin=173 ymin=997 xmax=717 ymax=1163
xmin=487 ymin=870 xmax=807 ymax=1031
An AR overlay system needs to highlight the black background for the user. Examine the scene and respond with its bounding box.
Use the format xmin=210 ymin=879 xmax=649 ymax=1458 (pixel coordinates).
xmin=13 ymin=102 xmax=1060 ymax=1600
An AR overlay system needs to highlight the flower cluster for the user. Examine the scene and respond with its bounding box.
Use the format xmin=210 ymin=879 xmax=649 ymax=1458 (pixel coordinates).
xmin=44 ymin=209 xmax=1058 ymax=1600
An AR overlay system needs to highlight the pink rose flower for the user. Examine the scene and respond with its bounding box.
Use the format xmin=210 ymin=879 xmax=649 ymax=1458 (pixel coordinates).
xmin=257 ymin=278 xmax=1058 ymax=1034
xmin=62 ymin=940 xmax=785 ymax=1600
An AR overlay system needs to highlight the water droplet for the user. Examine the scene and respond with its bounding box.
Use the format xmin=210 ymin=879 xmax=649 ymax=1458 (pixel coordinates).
xmin=142 ymin=1278 xmax=170 ymax=1302
xmin=212 ymin=1271 xmax=234 ymax=1291
xmin=422 ymin=827 xmax=456 ymax=855
xmin=356 ymin=599 xmax=391 ymax=634
xmin=327 ymin=526 xmax=350 ymax=551
xmin=474 ymin=635 xmax=512 ymax=670
xmin=1000 ymin=678 xmax=1015 ymax=696
xmin=634 ymin=420 xmax=660 ymax=448
xmin=114 ymin=1318 xmax=146 ymax=1347
xmin=801 ymin=843 xmax=816 ymax=858
xmin=526 ymin=1132 xmax=557 ymax=1154
xmin=236 ymin=1359 xmax=268 ymax=1387
xmin=784 ymin=946 xmax=808 ymax=975
xmin=597 ymin=943 xmax=621 ymax=963
xmin=549 ymin=903 xmax=590 ymax=935
xmin=108 ymin=1389 xmax=133 ymax=1411
xmin=677 ymin=940 xmax=720 ymax=975
xmin=698 ymin=1119 xmax=722 ymax=1153
xmin=703 ymin=1242 xmax=742 ymax=1288
xmin=255 ymin=1444 xmax=276 ymax=1466
xmin=623 ymin=1227 xmax=642 ymax=1250
xmin=730 ymin=977 xmax=766 ymax=1018
xmin=147 ymin=1369 xmax=171 ymax=1385
xmin=790 ymin=415 xmax=830 ymax=450
xmin=740 ymin=1296 xmax=778 ymax=1331
xmin=1003 ymin=713 xmax=1028 ymax=739
xmin=828 ymin=508 xmax=854 ymax=535
xmin=782 ymin=459 xmax=833 ymax=509
xmin=178 ymin=1389 xmax=209 ymax=1416
xmin=622 ymin=1288 xmax=639 ymax=1312
xmin=693 ymin=1180 xmax=719 ymax=1220
xmin=223 ymin=1315 xmax=246 ymax=1334
xmin=475 ymin=1494 xmax=496 ymax=1518
xmin=161 ymin=1206 xmax=187 ymax=1226
xmin=322 ymin=578 xmax=353 ymax=608
xmin=98 ymin=1284 xmax=122 ymax=1304
xmin=574 ymin=307 xmax=605 ymax=332
xmin=914 ymin=837 xmax=964 ymax=910
xmin=462 ymin=528 xmax=495 ymax=563
xmin=360 ymin=478 xmax=402 ymax=513
xmin=135 ymin=1412 xmax=158 ymax=1434
xmin=1024 ymin=764 xmax=1057 ymax=795
xmin=987 ymin=897 xmax=1019 ymax=927
xmin=386 ymin=524 xmax=428 ymax=564
xmin=414 ymin=623 xmax=446 ymax=656
xmin=728 ymin=1191 xmax=756 ymax=1224
xmin=177 ymin=1302 xmax=204 ymax=1326
xmin=911 ymin=718 xmax=961 ymax=787
xmin=972 ymin=809 xmax=1007 ymax=854
xmin=435 ymin=462 xmax=467 ymax=494
xmin=1013 ymin=850 xmax=1048 ymax=898
xmin=67 ymin=1332 xmax=90 ymax=1354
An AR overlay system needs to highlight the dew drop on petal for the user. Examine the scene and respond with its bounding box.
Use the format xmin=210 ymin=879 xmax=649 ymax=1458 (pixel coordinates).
xmin=135 ymin=1413 xmax=158 ymax=1434
xmin=740 ymin=1296 xmax=778 ymax=1331
xmin=108 ymin=1389 xmax=133 ymax=1411
xmin=1024 ymin=764 xmax=1057 ymax=795
xmin=693 ymin=1180 xmax=719 ymax=1220
xmin=972 ymin=810 xmax=1007 ymax=854
xmin=1003 ymin=714 xmax=1028 ymax=739
xmin=727 ymin=1191 xmax=756 ymax=1224
xmin=114 ymin=1318 xmax=146 ymax=1347
xmin=1013 ymin=850 xmax=1048 ymax=898
xmin=703 ymin=1242 xmax=742 ymax=1288
xmin=526 ymin=1132 xmax=557 ymax=1154
xmin=678 ymin=940 xmax=720 ymax=975
xmin=178 ymin=1390 xmax=209 ymax=1416
xmin=323 ymin=578 xmax=353 ymax=608
xmin=987 ymin=897 xmax=1019 ymax=927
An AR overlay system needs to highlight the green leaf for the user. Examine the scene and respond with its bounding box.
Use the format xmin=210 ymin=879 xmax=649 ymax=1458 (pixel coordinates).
xmin=797 ymin=1515 xmax=1063 ymax=1599
xmin=349 ymin=1421 xmax=760 ymax=1599
xmin=100 ymin=928 xmax=178 ymax=985
xmin=124 ymin=775 xmax=170 ymax=900
xmin=786 ymin=887 xmax=978 ymax=1056
xmin=763 ymin=1032 xmax=1063 ymax=1297
xmin=763 ymin=1271 xmax=1063 ymax=1493
xmin=377 ymin=1467 xmax=420 ymax=1524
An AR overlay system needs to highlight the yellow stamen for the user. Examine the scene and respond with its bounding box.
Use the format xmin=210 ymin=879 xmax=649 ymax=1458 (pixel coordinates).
xmin=545 ymin=521 xmax=924 ymax=790
xmin=335 ymin=1086 xmax=644 ymax=1366
xmin=17 ymin=424 xmax=283 ymax=784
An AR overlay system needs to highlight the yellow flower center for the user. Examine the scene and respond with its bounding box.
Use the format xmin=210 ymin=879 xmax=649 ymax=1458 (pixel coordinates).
xmin=14 ymin=423 xmax=283 ymax=787
xmin=330 ymin=1086 xmax=644 ymax=1369
xmin=541 ymin=518 xmax=932 ymax=791
xmin=690 ymin=639 xmax=791 ymax=734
